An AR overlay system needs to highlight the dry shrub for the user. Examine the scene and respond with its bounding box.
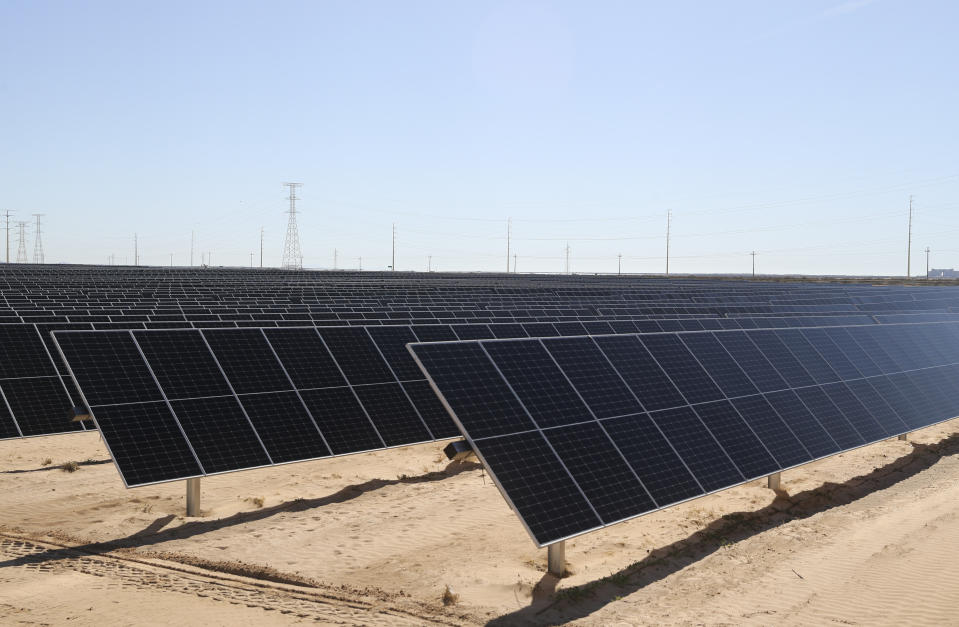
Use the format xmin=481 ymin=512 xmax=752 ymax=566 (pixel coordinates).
xmin=441 ymin=584 xmax=459 ymax=606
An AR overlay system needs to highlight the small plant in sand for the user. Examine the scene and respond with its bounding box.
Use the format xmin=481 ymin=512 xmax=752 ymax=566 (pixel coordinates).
xmin=441 ymin=584 xmax=459 ymax=606
xmin=61 ymin=461 xmax=80 ymax=473
xmin=252 ymin=496 xmax=265 ymax=508
xmin=41 ymin=458 xmax=52 ymax=466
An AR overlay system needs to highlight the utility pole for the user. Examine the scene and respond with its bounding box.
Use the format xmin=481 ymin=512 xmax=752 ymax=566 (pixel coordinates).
xmin=170 ymin=253 xmax=174 ymax=267
xmin=665 ymin=209 xmax=672 ymax=276
xmin=907 ymin=195 xmax=913 ymax=277
xmin=3 ymin=210 xmax=11 ymax=263
xmin=565 ymin=242 xmax=571 ymax=275
xmin=618 ymin=253 xmax=622 ymax=276
xmin=260 ymin=227 xmax=264 ymax=268
xmin=250 ymin=252 xmax=254 ymax=268
xmin=926 ymin=246 xmax=931 ymax=279
xmin=15 ymin=221 xmax=28 ymax=263
xmin=333 ymin=248 xmax=338 ymax=270
xmin=506 ymin=217 xmax=511 ymax=273
xmin=190 ymin=230 xmax=195 ymax=267
xmin=391 ymin=223 xmax=396 ymax=271
xmin=357 ymin=256 xmax=362 ymax=271
xmin=32 ymin=214 xmax=44 ymax=264
xmin=513 ymin=253 xmax=517 ymax=274
xmin=751 ymin=250 xmax=756 ymax=278
xmin=281 ymin=182 xmax=304 ymax=270
xmin=427 ymin=255 xmax=432 ymax=272
xmin=134 ymin=233 xmax=138 ymax=267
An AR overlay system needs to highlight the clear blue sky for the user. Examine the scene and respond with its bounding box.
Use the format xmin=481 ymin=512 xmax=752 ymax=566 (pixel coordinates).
xmin=1 ymin=0 xmax=957 ymax=275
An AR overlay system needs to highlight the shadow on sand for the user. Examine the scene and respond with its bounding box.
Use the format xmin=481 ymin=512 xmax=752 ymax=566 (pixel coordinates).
xmin=0 ymin=458 xmax=113 ymax=474
xmin=488 ymin=431 xmax=959 ymax=626
xmin=0 ymin=459 xmax=481 ymax=573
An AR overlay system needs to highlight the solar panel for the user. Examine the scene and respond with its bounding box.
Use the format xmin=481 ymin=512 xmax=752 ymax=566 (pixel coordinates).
xmin=409 ymin=321 xmax=959 ymax=546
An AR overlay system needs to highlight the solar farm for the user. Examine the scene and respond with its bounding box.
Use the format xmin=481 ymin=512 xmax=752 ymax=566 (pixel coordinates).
xmin=4 ymin=264 xmax=959 ymax=624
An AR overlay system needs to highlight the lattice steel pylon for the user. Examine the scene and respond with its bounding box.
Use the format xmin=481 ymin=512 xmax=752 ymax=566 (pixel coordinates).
xmin=32 ymin=213 xmax=44 ymax=264
xmin=15 ymin=221 xmax=28 ymax=263
xmin=281 ymin=182 xmax=303 ymax=270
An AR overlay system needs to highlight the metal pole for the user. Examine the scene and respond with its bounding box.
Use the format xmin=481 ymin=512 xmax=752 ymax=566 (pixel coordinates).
xmin=751 ymin=250 xmax=756 ymax=278
xmin=3 ymin=210 xmax=10 ymax=263
xmin=767 ymin=472 xmax=781 ymax=491
xmin=618 ymin=253 xmax=622 ymax=276
xmin=428 ymin=255 xmax=432 ymax=272
xmin=506 ymin=217 xmax=511 ymax=273
xmin=547 ymin=541 xmax=566 ymax=576
xmin=186 ymin=477 xmax=201 ymax=516
xmin=513 ymin=253 xmax=517 ymax=273
xmin=134 ymin=233 xmax=138 ymax=267
xmin=260 ymin=227 xmax=264 ymax=268
xmin=665 ymin=209 xmax=671 ymax=276
xmin=392 ymin=223 xmax=396 ymax=271
xmin=926 ymin=247 xmax=930 ymax=279
xmin=907 ymin=195 xmax=913 ymax=277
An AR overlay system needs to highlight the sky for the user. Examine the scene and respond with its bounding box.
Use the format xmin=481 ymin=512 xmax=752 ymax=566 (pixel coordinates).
xmin=1 ymin=0 xmax=957 ymax=275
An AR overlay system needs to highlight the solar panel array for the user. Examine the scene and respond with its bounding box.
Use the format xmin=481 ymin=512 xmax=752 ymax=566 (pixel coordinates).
xmin=58 ymin=320 xmax=810 ymax=485
xmin=410 ymin=321 xmax=959 ymax=546
xmin=4 ymin=263 xmax=959 ymax=442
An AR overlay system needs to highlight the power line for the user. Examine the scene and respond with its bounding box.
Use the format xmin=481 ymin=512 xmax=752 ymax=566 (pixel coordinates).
xmin=281 ymin=182 xmax=304 ymax=270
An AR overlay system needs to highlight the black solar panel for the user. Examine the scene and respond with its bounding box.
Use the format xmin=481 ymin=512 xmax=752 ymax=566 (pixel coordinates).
xmin=410 ymin=321 xmax=959 ymax=546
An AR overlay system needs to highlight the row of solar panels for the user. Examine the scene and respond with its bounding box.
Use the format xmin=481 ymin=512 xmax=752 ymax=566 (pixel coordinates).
xmin=0 ymin=315 xmax=883 ymax=476
xmin=410 ymin=321 xmax=959 ymax=545
xmin=5 ymin=318 xmax=686 ymax=442
xmin=0 ymin=313 xmax=944 ymax=442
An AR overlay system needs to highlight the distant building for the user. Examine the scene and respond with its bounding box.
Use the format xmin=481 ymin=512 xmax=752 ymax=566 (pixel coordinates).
xmin=929 ymin=268 xmax=959 ymax=278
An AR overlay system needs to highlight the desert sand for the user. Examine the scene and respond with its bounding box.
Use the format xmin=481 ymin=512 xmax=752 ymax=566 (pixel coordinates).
xmin=3 ymin=420 xmax=959 ymax=626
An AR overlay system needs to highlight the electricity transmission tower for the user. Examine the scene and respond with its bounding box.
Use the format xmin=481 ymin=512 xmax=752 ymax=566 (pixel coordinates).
xmin=32 ymin=214 xmax=45 ymax=264
xmin=15 ymin=221 xmax=29 ymax=263
xmin=281 ymin=182 xmax=304 ymax=270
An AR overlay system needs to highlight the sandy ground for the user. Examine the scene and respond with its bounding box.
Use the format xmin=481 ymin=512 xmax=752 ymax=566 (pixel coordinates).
xmin=3 ymin=421 xmax=959 ymax=626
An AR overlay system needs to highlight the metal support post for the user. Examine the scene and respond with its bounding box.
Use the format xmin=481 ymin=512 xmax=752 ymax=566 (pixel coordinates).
xmin=186 ymin=477 xmax=201 ymax=516
xmin=547 ymin=541 xmax=565 ymax=577
xmin=767 ymin=472 xmax=781 ymax=491
xmin=898 ymin=433 xmax=909 ymax=441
